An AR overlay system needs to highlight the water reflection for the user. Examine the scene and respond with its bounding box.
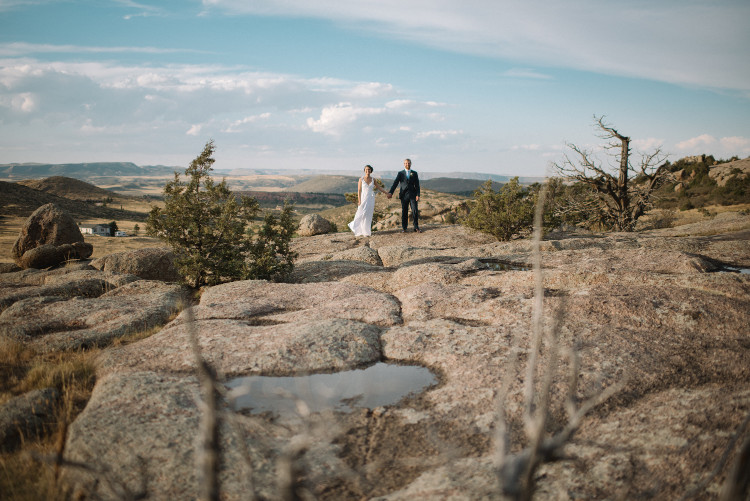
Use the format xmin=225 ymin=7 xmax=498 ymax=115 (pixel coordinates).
xmin=227 ymin=362 xmax=437 ymax=416
xmin=721 ymin=266 xmax=750 ymax=274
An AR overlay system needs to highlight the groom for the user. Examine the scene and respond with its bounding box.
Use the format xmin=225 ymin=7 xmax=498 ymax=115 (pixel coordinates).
xmin=388 ymin=158 xmax=421 ymax=233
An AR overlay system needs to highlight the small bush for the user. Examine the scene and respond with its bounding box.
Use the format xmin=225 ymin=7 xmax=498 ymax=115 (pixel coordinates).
xmin=645 ymin=209 xmax=677 ymax=229
xmin=680 ymin=199 xmax=695 ymax=211
xmin=698 ymin=207 xmax=715 ymax=218
xmin=460 ymin=178 xmax=536 ymax=241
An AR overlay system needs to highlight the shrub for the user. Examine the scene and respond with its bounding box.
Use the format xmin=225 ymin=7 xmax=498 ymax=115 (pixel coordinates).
xmin=646 ymin=209 xmax=677 ymax=229
xmin=680 ymin=199 xmax=695 ymax=211
xmin=244 ymin=201 xmax=298 ymax=281
xmin=460 ymin=177 xmax=536 ymax=241
xmin=147 ymin=141 xmax=296 ymax=288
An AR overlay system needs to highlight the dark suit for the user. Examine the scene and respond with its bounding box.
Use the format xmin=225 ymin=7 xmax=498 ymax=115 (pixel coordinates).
xmin=389 ymin=169 xmax=420 ymax=231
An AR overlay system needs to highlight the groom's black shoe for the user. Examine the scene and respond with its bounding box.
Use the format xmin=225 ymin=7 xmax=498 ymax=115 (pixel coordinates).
xmin=414 ymin=228 xmax=422 ymax=233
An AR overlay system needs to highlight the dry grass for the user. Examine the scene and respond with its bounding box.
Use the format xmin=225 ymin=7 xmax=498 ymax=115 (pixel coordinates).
xmin=0 ymin=315 xmax=171 ymax=500
xmin=639 ymin=203 xmax=750 ymax=228
xmin=0 ymin=337 xmax=96 ymax=501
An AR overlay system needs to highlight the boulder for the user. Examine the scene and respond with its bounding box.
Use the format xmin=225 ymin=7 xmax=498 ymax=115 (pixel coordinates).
xmin=17 ymin=243 xmax=92 ymax=269
xmin=328 ymin=244 xmax=383 ymax=266
xmin=0 ymin=387 xmax=60 ymax=452
xmin=11 ymin=204 xmax=93 ymax=268
xmin=297 ymin=214 xmax=334 ymax=236
xmin=91 ymin=247 xmax=180 ymax=282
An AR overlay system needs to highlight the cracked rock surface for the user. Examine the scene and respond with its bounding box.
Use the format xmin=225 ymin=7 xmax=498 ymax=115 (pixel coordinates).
xmin=4 ymin=214 xmax=748 ymax=499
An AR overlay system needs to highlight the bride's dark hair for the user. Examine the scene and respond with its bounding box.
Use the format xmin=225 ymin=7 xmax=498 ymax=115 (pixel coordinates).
xmin=364 ymin=164 xmax=373 ymax=172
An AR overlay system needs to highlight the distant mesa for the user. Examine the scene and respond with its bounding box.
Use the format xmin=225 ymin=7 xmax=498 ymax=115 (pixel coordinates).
xmin=0 ymin=162 xmax=177 ymax=180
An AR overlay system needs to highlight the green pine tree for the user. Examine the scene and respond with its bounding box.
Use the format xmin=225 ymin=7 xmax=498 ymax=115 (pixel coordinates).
xmin=146 ymin=141 xmax=297 ymax=288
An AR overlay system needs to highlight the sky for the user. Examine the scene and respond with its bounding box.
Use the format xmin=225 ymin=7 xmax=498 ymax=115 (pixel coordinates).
xmin=0 ymin=0 xmax=749 ymax=177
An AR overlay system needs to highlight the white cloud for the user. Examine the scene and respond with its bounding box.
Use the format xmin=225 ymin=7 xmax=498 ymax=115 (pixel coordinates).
xmin=720 ymin=136 xmax=750 ymax=152
xmin=0 ymin=42 xmax=203 ymax=57
xmin=80 ymin=118 xmax=106 ymax=133
xmin=306 ymin=102 xmax=386 ymax=135
xmin=203 ymin=0 xmax=750 ymax=93
xmin=672 ymin=134 xmax=750 ymax=158
xmin=676 ymin=134 xmax=716 ymax=150
xmin=632 ymin=137 xmax=664 ymax=151
xmin=8 ymin=92 xmax=36 ymax=112
xmin=415 ymin=129 xmax=462 ymax=140
xmin=386 ymin=99 xmax=446 ymax=110
xmin=0 ymin=54 xmax=459 ymax=165
xmin=348 ymin=82 xmax=395 ymax=98
xmin=512 ymin=144 xmax=541 ymax=151
xmin=224 ymin=112 xmax=271 ymax=132
xmin=503 ymin=68 xmax=552 ymax=80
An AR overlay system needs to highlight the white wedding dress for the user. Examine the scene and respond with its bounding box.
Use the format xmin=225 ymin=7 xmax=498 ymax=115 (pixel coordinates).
xmin=348 ymin=178 xmax=376 ymax=236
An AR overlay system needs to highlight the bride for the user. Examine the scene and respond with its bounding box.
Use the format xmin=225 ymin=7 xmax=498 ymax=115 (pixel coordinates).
xmin=348 ymin=164 xmax=389 ymax=236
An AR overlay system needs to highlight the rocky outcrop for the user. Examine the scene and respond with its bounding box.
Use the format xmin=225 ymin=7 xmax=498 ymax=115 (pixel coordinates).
xmin=708 ymin=157 xmax=750 ymax=187
xmin=0 ymin=269 xmax=134 ymax=313
xmin=297 ymin=214 xmax=334 ymax=236
xmin=8 ymin=212 xmax=748 ymax=500
xmin=0 ymin=267 xmax=186 ymax=351
xmin=90 ymin=247 xmax=180 ymax=282
xmin=11 ymin=203 xmax=93 ymax=269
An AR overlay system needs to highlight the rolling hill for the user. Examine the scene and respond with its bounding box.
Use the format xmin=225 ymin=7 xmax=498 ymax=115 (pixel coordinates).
xmin=420 ymin=178 xmax=504 ymax=195
xmin=237 ymin=191 xmax=348 ymax=209
xmin=286 ymin=175 xmax=361 ymax=194
xmin=0 ymin=180 xmax=148 ymax=222
xmin=17 ymin=176 xmax=136 ymax=203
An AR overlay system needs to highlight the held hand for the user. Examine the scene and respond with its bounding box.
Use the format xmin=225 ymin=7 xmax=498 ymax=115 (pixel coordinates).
xmin=415 ymin=196 xmax=419 ymax=202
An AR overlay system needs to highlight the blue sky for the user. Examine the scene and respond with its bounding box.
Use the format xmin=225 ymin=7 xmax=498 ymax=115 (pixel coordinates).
xmin=1 ymin=0 xmax=748 ymax=177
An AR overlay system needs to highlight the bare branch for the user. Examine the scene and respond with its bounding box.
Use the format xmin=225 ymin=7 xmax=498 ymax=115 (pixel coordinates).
xmin=185 ymin=303 xmax=221 ymax=501
xmin=496 ymin=182 xmax=625 ymax=500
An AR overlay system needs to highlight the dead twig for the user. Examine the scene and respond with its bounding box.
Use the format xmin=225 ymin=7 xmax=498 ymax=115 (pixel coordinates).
xmin=495 ymin=182 xmax=626 ymax=500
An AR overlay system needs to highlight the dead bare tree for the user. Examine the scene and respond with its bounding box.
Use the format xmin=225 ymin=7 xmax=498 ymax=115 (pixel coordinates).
xmin=552 ymin=115 xmax=670 ymax=231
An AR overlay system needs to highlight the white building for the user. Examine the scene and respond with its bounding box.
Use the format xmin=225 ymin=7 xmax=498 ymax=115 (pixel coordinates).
xmin=80 ymin=224 xmax=111 ymax=236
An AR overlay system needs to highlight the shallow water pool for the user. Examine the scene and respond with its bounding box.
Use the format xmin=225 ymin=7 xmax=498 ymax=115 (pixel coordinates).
xmin=227 ymin=362 xmax=437 ymax=416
